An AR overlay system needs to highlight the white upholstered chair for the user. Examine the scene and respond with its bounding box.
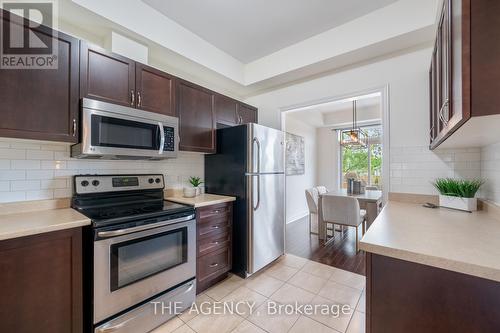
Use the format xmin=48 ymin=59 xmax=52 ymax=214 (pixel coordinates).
xmin=305 ymin=188 xmax=320 ymax=234
xmin=319 ymin=195 xmax=367 ymax=252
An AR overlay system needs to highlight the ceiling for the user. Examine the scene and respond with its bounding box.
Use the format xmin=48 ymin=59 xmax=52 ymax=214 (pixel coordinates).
xmin=141 ymin=0 xmax=399 ymax=63
xmin=287 ymin=95 xmax=381 ymax=127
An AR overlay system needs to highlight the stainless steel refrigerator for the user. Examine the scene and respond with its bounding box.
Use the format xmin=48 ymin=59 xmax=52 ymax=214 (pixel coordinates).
xmin=205 ymin=123 xmax=285 ymax=277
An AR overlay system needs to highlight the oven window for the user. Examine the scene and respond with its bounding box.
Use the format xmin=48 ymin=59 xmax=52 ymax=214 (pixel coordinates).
xmin=91 ymin=115 xmax=159 ymax=150
xmin=110 ymin=227 xmax=187 ymax=291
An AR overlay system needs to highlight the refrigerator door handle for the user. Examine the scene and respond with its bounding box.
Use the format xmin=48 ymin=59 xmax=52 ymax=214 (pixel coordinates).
xmin=252 ymin=175 xmax=260 ymax=211
xmin=253 ymin=137 xmax=261 ymax=173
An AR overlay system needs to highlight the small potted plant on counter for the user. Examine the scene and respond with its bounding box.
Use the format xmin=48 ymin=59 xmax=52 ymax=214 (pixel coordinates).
xmin=432 ymin=178 xmax=484 ymax=212
xmin=183 ymin=176 xmax=204 ymax=198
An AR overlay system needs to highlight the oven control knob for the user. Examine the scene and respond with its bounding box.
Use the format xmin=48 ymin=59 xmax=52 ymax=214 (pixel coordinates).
xmin=92 ymin=180 xmax=100 ymax=187
xmin=155 ymin=178 xmax=161 ymax=184
xmin=81 ymin=180 xmax=89 ymax=187
xmin=148 ymin=178 xmax=154 ymax=184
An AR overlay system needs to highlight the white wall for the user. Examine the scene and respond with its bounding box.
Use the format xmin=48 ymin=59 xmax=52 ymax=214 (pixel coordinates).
xmin=247 ymin=47 xmax=483 ymax=196
xmin=481 ymin=143 xmax=500 ymax=205
xmin=284 ymin=117 xmax=317 ymax=224
xmin=0 ymin=138 xmax=204 ymax=203
xmin=316 ymin=128 xmax=339 ymax=191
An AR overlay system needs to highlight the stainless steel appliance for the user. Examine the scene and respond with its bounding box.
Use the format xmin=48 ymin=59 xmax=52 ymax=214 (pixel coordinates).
xmin=72 ymin=174 xmax=195 ymax=333
xmin=205 ymin=123 xmax=285 ymax=277
xmin=71 ymin=98 xmax=179 ymax=160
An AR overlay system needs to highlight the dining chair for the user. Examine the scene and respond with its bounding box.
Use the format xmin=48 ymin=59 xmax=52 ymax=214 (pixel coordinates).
xmin=319 ymin=195 xmax=367 ymax=252
xmin=316 ymin=186 xmax=328 ymax=195
xmin=305 ymin=188 xmax=320 ymax=235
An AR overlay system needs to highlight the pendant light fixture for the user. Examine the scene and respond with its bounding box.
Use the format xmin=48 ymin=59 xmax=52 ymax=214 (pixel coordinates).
xmin=340 ymin=99 xmax=368 ymax=148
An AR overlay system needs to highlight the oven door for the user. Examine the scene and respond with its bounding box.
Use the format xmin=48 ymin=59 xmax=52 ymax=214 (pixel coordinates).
xmin=93 ymin=216 xmax=196 ymax=324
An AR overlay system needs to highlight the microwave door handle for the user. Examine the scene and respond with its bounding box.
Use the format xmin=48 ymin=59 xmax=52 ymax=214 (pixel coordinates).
xmin=158 ymin=122 xmax=165 ymax=155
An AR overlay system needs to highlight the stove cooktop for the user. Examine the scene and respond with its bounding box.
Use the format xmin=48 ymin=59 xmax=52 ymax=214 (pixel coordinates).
xmin=74 ymin=200 xmax=194 ymax=227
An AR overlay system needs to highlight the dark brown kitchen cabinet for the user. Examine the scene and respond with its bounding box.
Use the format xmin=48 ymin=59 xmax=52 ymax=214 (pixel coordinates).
xmin=0 ymin=228 xmax=83 ymax=333
xmin=429 ymin=0 xmax=500 ymax=149
xmin=80 ymin=42 xmax=135 ymax=107
xmin=366 ymin=253 xmax=500 ymax=333
xmin=0 ymin=10 xmax=79 ymax=143
xmin=237 ymin=103 xmax=258 ymax=124
xmin=215 ymin=94 xmax=238 ymax=127
xmin=196 ymin=202 xmax=233 ymax=293
xmin=135 ymin=63 xmax=176 ymax=116
xmin=177 ymin=80 xmax=216 ymax=153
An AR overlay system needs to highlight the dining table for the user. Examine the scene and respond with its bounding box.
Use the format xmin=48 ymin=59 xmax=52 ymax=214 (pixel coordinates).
xmin=318 ymin=189 xmax=383 ymax=241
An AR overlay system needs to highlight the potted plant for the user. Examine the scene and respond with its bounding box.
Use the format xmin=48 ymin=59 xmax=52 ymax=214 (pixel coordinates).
xmin=183 ymin=176 xmax=204 ymax=198
xmin=432 ymin=178 xmax=484 ymax=211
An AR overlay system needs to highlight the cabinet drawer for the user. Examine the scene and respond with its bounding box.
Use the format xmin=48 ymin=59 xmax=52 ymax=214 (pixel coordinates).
xmin=197 ymin=219 xmax=230 ymax=239
xmin=197 ymin=247 xmax=231 ymax=283
xmin=197 ymin=203 xmax=232 ymax=222
xmin=197 ymin=230 xmax=230 ymax=257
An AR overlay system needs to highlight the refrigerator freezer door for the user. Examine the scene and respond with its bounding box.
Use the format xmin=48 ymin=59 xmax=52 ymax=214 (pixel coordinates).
xmin=247 ymin=173 xmax=285 ymax=275
xmin=247 ymin=124 xmax=284 ymax=174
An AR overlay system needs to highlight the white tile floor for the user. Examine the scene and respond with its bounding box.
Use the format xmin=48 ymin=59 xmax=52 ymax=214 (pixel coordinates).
xmin=152 ymin=254 xmax=365 ymax=333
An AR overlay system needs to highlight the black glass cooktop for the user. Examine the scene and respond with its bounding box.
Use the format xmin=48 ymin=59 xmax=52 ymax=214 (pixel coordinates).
xmin=74 ymin=200 xmax=194 ymax=227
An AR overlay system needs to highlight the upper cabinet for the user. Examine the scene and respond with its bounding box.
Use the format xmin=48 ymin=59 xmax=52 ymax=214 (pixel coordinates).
xmin=0 ymin=10 xmax=79 ymax=143
xmin=429 ymin=0 xmax=500 ymax=149
xmin=177 ymin=80 xmax=216 ymax=153
xmin=80 ymin=42 xmax=135 ymax=107
xmin=135 ymin=63 xmax=176 ymax=116
xmin=80 ymin=43 xmax=176 ymax=116
xmin=215 ymin=94 xmax=238 ymax=127
xmin=237 ymin=103 xmax=258 ymax=124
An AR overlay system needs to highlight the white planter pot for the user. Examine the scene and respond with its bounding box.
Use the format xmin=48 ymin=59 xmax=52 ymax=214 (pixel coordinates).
xmin=439 ymin=195 xmax=477 ymax=211
xmin=183 ymin=187 xmax=197 ymax=198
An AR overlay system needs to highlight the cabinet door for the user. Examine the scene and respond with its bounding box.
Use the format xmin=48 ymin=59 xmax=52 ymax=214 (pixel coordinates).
xmin=136 ymin=63 xmax=176 ymax=116
xmin=80 ymin=42 xmax=135 ymax=107
xmin=0 ymin=11 xmax=79 ymax=143
xmin=429 ymin=49 xmax=438 ymax=146
xmin=237 ymin=103 xmax=258 ymax=124
xmin=215 ymin=94 xmax=238 ymax=127
xmin=177 ymin=80 xmax=216 ymax=153
xmin=0 ymin=228 xmax=82 ymax=333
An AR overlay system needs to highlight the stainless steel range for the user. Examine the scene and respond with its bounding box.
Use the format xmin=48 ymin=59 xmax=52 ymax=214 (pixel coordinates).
xmin=72 ymin=174 xmax=196 ymax=333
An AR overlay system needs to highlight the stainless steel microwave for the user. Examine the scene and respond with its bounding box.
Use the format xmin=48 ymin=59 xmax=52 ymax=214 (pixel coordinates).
xmin=71 ymin=98 xmax=178 ymax=160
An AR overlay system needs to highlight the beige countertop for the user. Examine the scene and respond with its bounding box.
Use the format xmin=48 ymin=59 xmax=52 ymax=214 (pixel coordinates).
xmin=360 ymin=201 xmax=500 ymax=282
xmin=166 ymin=193 xmax=236 ymax=208
xmin=0 ymin=208 xmax=91 ymax=241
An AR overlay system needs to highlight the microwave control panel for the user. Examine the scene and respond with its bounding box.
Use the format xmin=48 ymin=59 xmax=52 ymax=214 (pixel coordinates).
xmin=163 ymin=127 xmax=175 ymax=151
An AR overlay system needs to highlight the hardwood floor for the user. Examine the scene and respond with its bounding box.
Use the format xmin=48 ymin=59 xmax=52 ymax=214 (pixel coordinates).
xmin=285 ymin=216 xmax=366 ymax=275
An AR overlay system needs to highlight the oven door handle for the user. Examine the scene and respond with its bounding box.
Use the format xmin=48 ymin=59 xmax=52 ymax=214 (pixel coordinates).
xmin=158 ymin=122 xmax=165 ymax=155
xmin=97 ymin=214 xmax=195 ymax=239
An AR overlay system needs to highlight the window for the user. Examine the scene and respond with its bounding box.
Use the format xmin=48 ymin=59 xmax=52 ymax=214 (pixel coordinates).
xmin=339 ymin=125 xmax=382 ymax=189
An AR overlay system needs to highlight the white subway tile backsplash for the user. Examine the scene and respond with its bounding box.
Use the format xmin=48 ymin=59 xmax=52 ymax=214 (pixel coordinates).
xmin=390 ymin=145 xmax=483 ymax=196
xmin=481 ymin=142 xmax=500 ymax=205
xmin=26 ymin=150 xmax=54 ymax=160
xmin=11 ymin=160 xmax=40 ymax=170
xmin=0 ymin=148 xmax=26 ymax=159
xmin=0 ymin=170 xmax=25 ymax=181
xmin=0 ymin=138 xmax=204 ymax=203
xmin=11 ymin=180 xmax=40 ymax=191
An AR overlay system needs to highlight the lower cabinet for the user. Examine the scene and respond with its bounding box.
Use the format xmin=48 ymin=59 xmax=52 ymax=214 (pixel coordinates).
xmin=0 ymin=228 xmax=83 ymax=333
xmin=366 ymin=253 xmax=500 ymax=333
xmin=196 ymin=202 xmax=233 ymax=293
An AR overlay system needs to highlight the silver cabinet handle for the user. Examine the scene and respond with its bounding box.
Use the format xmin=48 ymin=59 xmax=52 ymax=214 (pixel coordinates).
xmin=438 ymin=99 xmax=449 ymax=126
xmin=209 ymin=263 xmax=219 ymax=268
xmin=97 ymin=214 xmax=194 ymax=238
xmin=158 ymin=122 xmax=165 ymax=154
xmin=211 ymin=225 xmax=220 ymax=229
xmin=213 ymin=210 xmax=220 ymax=214
xmin=211 ymin=241 xmax=220 ymax=245
xmin=137 ymin=91 xmax=142 ymax=107
xmin=72 ymin=119 xmax=76 ymax=136
xmin=130 ymin=90 xmax=135 ymax=106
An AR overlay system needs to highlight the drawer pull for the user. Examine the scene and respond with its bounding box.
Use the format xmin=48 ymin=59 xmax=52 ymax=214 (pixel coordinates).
xmin=209 ymin=263 xmax=219 ymax=268
xmin=212 ymin=225 xmax=220 ymax=229
xmin=211 ymin=241 xmax=220 ymax=245
xmin=213 ymin=210 xmax=221 ymax=214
